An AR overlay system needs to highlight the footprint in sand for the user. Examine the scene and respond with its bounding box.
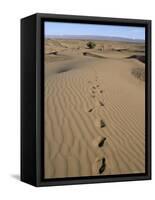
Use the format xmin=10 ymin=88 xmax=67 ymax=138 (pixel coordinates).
xmin=96 ymin=85 xmax=100 ymax=88
xmin=88 ymin=100 xmax=104 ymax=113
xmin=100 ymin=120 xmax=106 ymax=128
xmin=98 ymin=137 xmax=106 ymax=148
xmin=88 ymin=108 xmax=94 ymax=112
xmin=93 ymin=136 xmax=106 ymax=148
xmin=99 ymin=100 xmax=104 ymax=107
xmin=89 ymin=89 xmax=96 ymax=95
xmin=93 ymin=157 xmax=106 ymax=175
xmin=95 ymin=119 xmax=106 ymax=128
xmin=100 ymin=90 xmax=103 ymax=94
xmin=99 ymin=158 xmax=106 ymax=174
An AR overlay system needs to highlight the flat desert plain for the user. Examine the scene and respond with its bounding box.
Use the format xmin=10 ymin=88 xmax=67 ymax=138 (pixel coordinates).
xmin=44 ymin=39 xmax=145 ymax=178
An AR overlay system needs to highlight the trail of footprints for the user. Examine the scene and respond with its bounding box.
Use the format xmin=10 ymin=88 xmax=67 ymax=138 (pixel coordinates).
xmin=87 ymin=77 xmax=107 ymax=175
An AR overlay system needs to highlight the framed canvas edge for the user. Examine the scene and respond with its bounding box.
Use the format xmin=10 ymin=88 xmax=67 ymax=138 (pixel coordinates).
xmin=34 ymin=13 xmax=151 ymax=187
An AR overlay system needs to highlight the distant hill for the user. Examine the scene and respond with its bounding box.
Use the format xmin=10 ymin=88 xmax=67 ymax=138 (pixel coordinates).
xmin=46 ymin=35 xmax=144 ymax=43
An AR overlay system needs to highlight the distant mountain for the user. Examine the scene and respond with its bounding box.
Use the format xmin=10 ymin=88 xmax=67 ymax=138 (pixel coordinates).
xmin=46 ymin=35 xmax=144 ymax=43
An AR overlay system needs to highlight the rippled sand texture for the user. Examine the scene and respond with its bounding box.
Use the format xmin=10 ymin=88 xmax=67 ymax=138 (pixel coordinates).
xmin=44 ymin=39 xmax=145 ymax=178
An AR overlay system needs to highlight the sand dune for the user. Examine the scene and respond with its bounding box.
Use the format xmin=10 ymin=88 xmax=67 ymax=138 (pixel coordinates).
xmin=44 ymin=39 xmax=145 ymax=178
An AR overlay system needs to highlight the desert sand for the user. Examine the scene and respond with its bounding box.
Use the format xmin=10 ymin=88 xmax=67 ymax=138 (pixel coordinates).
xmin=44 ymin=39 xmax=145 ymax=178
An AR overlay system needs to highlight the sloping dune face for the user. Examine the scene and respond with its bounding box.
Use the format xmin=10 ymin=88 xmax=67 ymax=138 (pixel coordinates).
xmin=44 ymin=39 xmax=145 ymax=178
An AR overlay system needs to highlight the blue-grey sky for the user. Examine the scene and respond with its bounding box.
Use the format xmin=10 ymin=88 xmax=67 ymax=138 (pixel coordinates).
xmin=44 ymin=21 xmax=145 ymax=40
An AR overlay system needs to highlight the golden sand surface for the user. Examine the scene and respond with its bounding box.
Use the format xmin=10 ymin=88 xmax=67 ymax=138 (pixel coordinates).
xmin=44 ymin=39 xmax=145 ymax=178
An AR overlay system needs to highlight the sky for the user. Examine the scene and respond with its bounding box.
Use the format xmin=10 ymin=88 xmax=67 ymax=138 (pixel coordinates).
xmin=44 ymin=21 xmax=145 ymax=40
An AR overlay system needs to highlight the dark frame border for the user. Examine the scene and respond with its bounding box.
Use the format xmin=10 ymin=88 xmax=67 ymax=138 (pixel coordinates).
xmin=35 ymin=13 xmax=151 ymax=186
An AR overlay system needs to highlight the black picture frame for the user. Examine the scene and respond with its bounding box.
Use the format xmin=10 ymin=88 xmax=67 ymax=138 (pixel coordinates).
xmin=21 ymin=13 xmax=151 ymax=187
